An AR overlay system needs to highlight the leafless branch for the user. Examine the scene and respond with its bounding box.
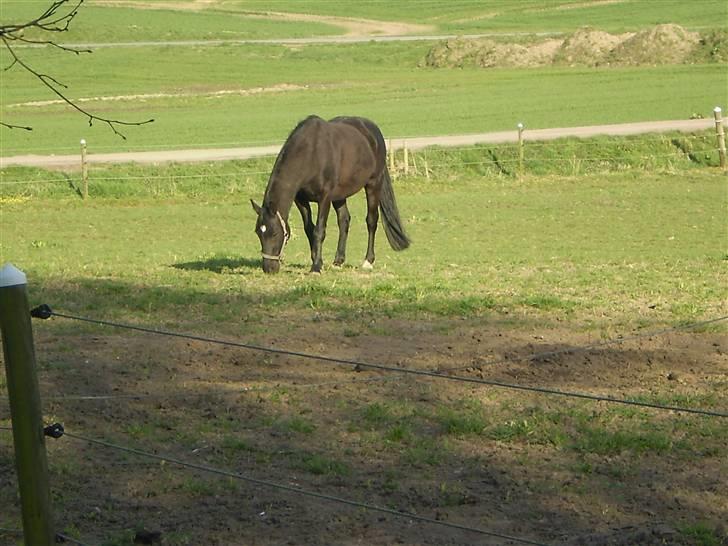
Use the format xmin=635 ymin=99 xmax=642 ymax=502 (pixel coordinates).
xmin=1 ymin=121 xmax=33 ymax=131
xmin=0 ymin=0 xmax=154 ymax=138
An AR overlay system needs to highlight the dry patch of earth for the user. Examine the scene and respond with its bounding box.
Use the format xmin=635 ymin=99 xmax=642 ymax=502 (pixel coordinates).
xmin=5 ymin=83 xmax=313 ymax=109
xmin=92 ymin=0 xmax=435 ymax=38
xmin=424 ymin=24 xmax=715 ymax=68
xmin=2 ymin=313 xmax=726 ymax=545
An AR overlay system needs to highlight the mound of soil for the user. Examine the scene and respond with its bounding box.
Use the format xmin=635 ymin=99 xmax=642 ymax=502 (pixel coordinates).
xmin=424 ymin=24 xmax=715 ymax=69
xmin=554 ymin=27 xmax=629 ymax=66
xmin=609 ymin=24 xmax=700 ymax=66
xmin=423 ymin=37 xmax=562 ymax=68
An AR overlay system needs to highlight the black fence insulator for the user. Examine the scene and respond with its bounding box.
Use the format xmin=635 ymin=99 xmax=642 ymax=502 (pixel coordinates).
xmin=30 ymin=304 xmax=53 ymax=320
xmin=44 ymin=423 xmax=65 ymax=439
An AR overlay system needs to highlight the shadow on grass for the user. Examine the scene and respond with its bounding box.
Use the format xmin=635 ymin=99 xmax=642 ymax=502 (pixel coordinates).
xmin=172 ymin=255 xmax=309 ymax=273
xmin=172 ymin=255 xmax=261 ymax=273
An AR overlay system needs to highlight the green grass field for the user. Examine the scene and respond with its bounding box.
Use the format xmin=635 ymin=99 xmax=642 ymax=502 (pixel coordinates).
xmin=1 ymin=0 xmax=726 ymax=155
xmin=1 ymin=3 xmax=728 ymax=545
xmin=1 ymin=141 xmax=727 ymax=544
xmin=2 ymin=134 xmax=726 ymax=332
xmin=4 ymin=0 xmax=726 ymax=39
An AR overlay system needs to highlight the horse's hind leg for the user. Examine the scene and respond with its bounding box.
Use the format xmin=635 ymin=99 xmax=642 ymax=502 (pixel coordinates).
xmin=363 ymin=187 xmax=379 ymax=269
xmin=332 ymin=199 xmax=350 ymax=266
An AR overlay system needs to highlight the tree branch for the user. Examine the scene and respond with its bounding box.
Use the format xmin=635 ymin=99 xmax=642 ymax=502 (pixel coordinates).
xmin=1 ymin=0 xmax=154 ymax=138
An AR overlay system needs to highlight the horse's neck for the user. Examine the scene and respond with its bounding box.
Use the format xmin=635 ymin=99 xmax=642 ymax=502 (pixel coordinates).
xmin=264 ymin=177 xmax=295 ymax=220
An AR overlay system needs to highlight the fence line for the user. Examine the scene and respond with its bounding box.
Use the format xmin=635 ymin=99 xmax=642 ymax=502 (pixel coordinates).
xmin=32 ymin=306 xmax=728 ymax=418
xmin=2 ymin=424 xmax=547 ymax=545
xmin=0 ymin=518 xmax=94 ymax=546
xmin=1 ymin=147 xmax=721 ymax=187
xmin=52 ymin=427 xmax=548 ymax=546
xmin=14 ymin=313 xmax=726 ymax=404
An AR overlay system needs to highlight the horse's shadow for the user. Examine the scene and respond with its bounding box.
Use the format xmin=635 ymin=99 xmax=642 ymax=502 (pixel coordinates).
xmin=172 ymin=256 xmax=260 ymax=274
xmin=172 ymin=256 xmax=309 ymax=274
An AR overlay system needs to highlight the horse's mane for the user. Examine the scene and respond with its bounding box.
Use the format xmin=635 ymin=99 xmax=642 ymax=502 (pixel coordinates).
xmin=264 ymin=115 xmax=323 ymax=206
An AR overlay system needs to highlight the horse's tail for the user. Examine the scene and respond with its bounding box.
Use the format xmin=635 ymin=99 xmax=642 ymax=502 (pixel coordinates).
xmin=379 ymin=167 xmax=411 ymax=251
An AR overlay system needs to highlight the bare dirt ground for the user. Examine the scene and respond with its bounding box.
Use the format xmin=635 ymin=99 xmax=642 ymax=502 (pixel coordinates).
xmin=92 ymin=1 xmax=435 ymax=38
xmin=2 ymin=313 xmax=726 ymax=545
xmin=424 ymin=24 xmax=702 ymax=68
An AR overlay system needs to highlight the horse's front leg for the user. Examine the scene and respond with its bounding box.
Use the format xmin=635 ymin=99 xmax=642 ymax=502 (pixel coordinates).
xmin=363 ymin=186 xmax=379 ymax=269
xmin=295 ymin=197 xmax=316 ymax=263
xmin=311 ymin=198 xmax=332 ymax=273
xmin=332 ymin=199 xmax=350 ymax=267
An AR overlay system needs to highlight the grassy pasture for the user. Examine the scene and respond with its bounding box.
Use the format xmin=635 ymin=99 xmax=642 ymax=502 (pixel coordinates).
xmin=4 ymin=0 xmax=727 ymax=40
xmin=1 ymin=2 xmax=728 ymax=544
xmin=1 ymin=138 xmax=727 ymax=544
xmin=1 ymin=134 xmax=725 ymax=332
xmin=1 ymin=0 xmax=727 ymax=155
xmin=1 ymin=43 xmax=725 ymax=155
xmin=231 ymin=0 xmax=728 ymax=32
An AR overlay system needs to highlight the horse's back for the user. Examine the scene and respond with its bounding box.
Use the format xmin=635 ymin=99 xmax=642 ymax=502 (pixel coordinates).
xmin=329 ymin=116 xmax=385 ymax=160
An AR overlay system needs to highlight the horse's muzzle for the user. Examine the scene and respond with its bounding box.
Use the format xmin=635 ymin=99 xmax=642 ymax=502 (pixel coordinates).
xmin=262 ymin=258 xmax=280 ymax=274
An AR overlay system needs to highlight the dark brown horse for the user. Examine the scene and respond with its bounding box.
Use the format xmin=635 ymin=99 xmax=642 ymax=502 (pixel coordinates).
xmin=251 ymin=115 xmax=410 ymax=273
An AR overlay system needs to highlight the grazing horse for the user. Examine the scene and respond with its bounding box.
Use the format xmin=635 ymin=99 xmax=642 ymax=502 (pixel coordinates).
xmin=251 ymin=115 xmax=410 ymax=273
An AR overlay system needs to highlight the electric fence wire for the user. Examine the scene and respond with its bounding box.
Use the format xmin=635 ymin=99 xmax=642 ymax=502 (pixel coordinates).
xmin=18 ymin=314 xmax=727 ymax=404
xmin=0 ymin=524 xmax=93 ymax=546
xmin=57 ymin=428 xmax=549 ymax=546
xmin=1 ymin=146 xmax=720 ymax=186
xmin=34 ymin=307 xmax=728 ymax=418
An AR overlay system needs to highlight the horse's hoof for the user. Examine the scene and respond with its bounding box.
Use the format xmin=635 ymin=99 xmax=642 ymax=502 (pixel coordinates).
xmin=332 ymin=261 xmax=344 ymax=268
xmin=361 ymin=260 xmax=374 ymax=270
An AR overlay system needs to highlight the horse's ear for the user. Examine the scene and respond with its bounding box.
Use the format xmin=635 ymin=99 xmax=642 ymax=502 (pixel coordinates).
xmin=250 ymin=199 xmax=262 ymax=215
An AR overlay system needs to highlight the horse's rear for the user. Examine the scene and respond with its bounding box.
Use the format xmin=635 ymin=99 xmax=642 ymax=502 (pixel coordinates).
xmin=331 ymin=117 xmax=410 ymax=254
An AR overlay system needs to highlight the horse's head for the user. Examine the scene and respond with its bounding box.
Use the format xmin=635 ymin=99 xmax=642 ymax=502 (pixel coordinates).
xmin=251 ymin=200 xmax=289 ymax=274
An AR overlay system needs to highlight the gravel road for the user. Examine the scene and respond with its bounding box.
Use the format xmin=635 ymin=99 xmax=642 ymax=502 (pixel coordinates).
xmin=0 ymin=118 xmax=720 ymax=169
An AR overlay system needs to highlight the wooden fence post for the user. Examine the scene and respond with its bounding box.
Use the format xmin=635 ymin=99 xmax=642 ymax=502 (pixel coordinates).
xmin=80 ymin=139 xmax=89 ymax=199
xmin=403 ymin=140 xmax=409 ymax=176
xmin=0 ymin=263 xmax=55 ymax=546
xmin=517 ymin=122 xmax=525 ymax=177
xmin=714 ymin=107 xmax=727 ymax=172
xmin=388 ymin=139 xmax=394 ymax=172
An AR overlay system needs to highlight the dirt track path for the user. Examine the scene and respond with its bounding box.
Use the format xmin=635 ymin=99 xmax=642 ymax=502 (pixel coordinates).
xmin=0 ymin=118 xmax=719 ymax=169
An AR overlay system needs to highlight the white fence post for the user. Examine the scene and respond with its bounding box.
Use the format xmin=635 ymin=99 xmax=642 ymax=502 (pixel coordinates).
xmin=714 ymin=107 xmax=727 ymax=173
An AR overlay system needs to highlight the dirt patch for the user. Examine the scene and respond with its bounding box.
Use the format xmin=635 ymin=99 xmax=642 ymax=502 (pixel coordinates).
xmin=608 ymin=24 xmax=700 ymax=66
xmin=6 ymin=83 xmax=312 ymax=109
xmin=424 ymin=24 xmax=713 ymax=68
xmin=243 ymin=11 xmax=435 ymax=38
xmin=91 ymin=0 xmax=221 ymax=11
xmin=92 ymin=1 xmax=435 ymax=38
xmin=554 ymin=27 xmax=630 ymax=66
xmin=2 ymin=314 xmax=726 ymax=545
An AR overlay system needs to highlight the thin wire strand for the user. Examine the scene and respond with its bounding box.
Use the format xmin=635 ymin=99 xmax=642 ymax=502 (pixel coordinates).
xmin=43 ymin=310 xmax=728 ymax=417
xmin=31 ymin=315 xmax=727 ymax=403
xmin=0 ymin=520 xmax=92 ymax=546
xmin=438 ymin=314 xmax=728 ymax=374
xmin=62 ymin=430 xmax=548 ymax=546
xmin=1 ymin=149 xmax=719 ymax=186
xmin=0 ymin=131 xmax=714 ymax=166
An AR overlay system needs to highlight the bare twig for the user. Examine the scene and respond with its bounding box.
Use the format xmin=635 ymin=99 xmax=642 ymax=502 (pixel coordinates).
xmin=0 ymin=0 xmax=154 ymax=138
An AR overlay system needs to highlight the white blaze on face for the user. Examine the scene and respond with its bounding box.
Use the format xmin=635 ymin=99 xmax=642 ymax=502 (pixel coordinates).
xmin=260 ymin=225 xmax=267 ymax=233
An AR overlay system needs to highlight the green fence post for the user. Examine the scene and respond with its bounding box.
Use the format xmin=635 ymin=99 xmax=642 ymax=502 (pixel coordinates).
xmin=0 ymin=263 xmax=55 ymax=546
